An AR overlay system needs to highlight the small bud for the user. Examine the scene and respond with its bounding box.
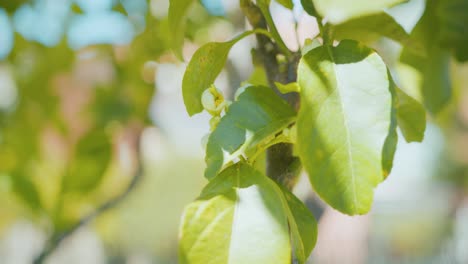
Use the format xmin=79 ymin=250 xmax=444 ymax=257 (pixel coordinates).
xmin=201 ymin=89 xmax=218 ymax=112
xmin=202 ymin=87 xmax=226 ymax=115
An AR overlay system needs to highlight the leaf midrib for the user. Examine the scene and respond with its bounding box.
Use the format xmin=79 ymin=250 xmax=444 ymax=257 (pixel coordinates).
xmin=326 ymin=48 xmax=359 ymax=212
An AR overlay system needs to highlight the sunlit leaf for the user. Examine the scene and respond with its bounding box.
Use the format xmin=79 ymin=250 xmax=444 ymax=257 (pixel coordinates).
xmin=205 ymin=85 xmax=296 ymax=179
xmin=183 ymin=32 xmax=254 ymax=116
xmin=297 ymin=40 xmax=393 ymax=215
xmin=312 ymin=0 xmax=406 ymax=24
xmin=331 ymin=13 xmax=423 ymax=53
xmin=179 ymin=163 xmax=292 ymax=264
xmin=180 ymin=163 xmax=317 ymax=264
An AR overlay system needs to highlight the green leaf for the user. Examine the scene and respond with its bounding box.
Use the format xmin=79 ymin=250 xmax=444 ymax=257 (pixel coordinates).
xmin=276 ymin=0 xmax=294 ymax=9
xmin=382 ymin=77 xmax=398 ymax=178
xmin=331 ymin=13 xmax=423 ymax=53
xmin=280 ymin=186 xmax=318 ymax=262
xmin=183 ymin=32 xmax=254 ymax=116
xmin=302 ymin=38 xmax=322 ymax=55
xmin=256 ymin=0 xmax=291 ymax=55
xmin=205 ymin=85 xmax=296 ymax=180
xmin=301 ymin=0 xmax=319 ymax=17
xmin=11 ymin=171 xmax=42 ymax=212
xmin=168 ymin=0 xmax=195 ymax=60
xmin=400 ymin=1 xmax=452 ymax=115
xmin=395 ymin=87 xmax=426 ymax=142
xmin=438 ymin=0 xmax=468 ymax=62
xmin=297 ymin=40 xmax=393 ymax=215
xmin=179 ymin=163 xmax=292 ymax=264
xmin=63 ymin=129 xmax=112 ymax=193
xmin=312 ymin=0 xmax=406 ymax=24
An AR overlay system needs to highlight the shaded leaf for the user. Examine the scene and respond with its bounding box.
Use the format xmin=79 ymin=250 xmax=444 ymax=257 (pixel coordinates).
xmin=312 ymin=0 xmax=406 ymax=24
xmin=301 ymin=0 xmax=319 ymax=17
xmin=183 ymin=32 xmax=253 ymax=116
xmin=280 ymin=186 xmax=318 ymax=262
xmin=297 ymin=40 xmax=393 ymax=215
xmin=395 ymin=87 xmax=426 ymax=142
xmin=302 ymin=38 xmax=322 ymax=55
xmin=437 ymin=0 xmax=468 ymax=62
xmin=382 ymin=77 xmax=398 ymax=178
xmin=205 ymin=85 xmax=296 ymax=180
xmin=400 ymin=0 xmax=452 ymax=114
xmin=168 ymin=0 xmax=195 ymax=59
xmin=63 ymin=129 xmax=112 ymax=193
xmin=11 ymin=171 xmax=42 ymax=211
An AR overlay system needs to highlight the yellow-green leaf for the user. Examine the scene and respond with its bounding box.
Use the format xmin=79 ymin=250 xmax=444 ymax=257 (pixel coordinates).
xmin=297 ymin=40 xmax=393 ymax=215
xmin=183 ymin=32 xmax=254 ymax=116
xmin=312 ymin=0 xmax=406 ymax=24
xmin=168 ymin=0 xmax=195 ymax=60
xmin=396 ymin=87 xmax=426 ymax=142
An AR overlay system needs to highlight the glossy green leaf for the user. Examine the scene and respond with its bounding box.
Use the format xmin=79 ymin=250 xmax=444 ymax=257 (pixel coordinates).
xmin=168 ymin=0 xmax=195 ymax=60
xmin=297 ymin=40 xmax=393 ymax=215
xmin=205 ymin=85 xmax=296 ymax=179
xmin=331 ymin=13 xmax=422 ymax=53
xmin=396 ymin=87 xmax=426 ymax=142
xmin=312 ymin=0 xmax=406 ymax=24
xmin=179 ymin=163 xmax=292 ymax=264
xmin=63 ymin=129 xmax=112 ymax=193
xmin=183 ymin=32 xmax=254 ymax=116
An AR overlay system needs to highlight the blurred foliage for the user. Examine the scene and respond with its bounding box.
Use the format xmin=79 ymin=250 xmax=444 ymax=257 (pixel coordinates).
xmin=0 ymin=0 xmax=467 ymax=263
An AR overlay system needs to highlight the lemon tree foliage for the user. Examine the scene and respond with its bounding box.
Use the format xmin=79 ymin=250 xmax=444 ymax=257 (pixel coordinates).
xmin=205 ymin=85 xmax=296 ymax=179
xmin=169 ymin=0 xmax=464 ymax=262
xmin=179 ymin=163 xmax=317 ymax=264
xmin=169 ymin=0 xmax=468 ymax=263
xmin=297 ymin=40 xmax=394 ymax=214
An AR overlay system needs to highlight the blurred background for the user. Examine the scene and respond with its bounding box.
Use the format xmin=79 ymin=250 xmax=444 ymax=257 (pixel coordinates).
xmin=0 ymin=0 xmax=467 ymax=263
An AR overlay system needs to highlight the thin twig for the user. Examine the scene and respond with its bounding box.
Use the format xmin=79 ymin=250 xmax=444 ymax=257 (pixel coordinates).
xmin=33 ymin=153 xmax=144 ymax=264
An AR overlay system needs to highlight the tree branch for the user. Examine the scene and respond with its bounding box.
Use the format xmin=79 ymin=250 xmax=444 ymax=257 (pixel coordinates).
xmin=240 ymin=0 xmax=301 ymax=189
xmin=33 ymin=143 xmax=144 ymax=264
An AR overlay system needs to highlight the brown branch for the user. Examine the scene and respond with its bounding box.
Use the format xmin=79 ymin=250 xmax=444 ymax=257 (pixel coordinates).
xmin=240 ymin=0 xmax=301 ymax=190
